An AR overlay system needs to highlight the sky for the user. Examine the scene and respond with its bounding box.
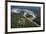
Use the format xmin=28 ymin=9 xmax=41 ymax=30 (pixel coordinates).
xmin=11 ymin=6 xmax=41 ymax=17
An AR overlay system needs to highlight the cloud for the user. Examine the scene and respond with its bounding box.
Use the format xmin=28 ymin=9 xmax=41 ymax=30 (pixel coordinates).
xmin=12 ymin=8 xmax=36 ymax=18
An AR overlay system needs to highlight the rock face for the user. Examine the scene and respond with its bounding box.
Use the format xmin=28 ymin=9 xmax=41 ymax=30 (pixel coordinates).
xmin=11 ymin=9 xmax=40 ymax=28
xmin=33 ymin=17 xmax=40 ymax=25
